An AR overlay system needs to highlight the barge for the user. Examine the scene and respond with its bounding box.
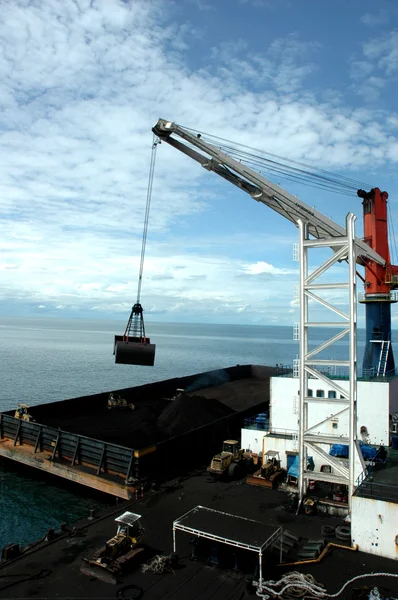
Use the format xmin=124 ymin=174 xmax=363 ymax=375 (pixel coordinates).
xmin=0 ymin=365 xmax=281 ymax=499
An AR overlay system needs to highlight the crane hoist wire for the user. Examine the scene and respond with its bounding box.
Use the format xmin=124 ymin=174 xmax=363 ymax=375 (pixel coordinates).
xmin=180 ymin=125 xmax=375 ymax=196
xmin=113 ymin=137 xmax=158 ymax=367
xmin=136 ymin=135 xmax=158 ymax=306
xmin=123 ymin=135 xmax=159 ymax=341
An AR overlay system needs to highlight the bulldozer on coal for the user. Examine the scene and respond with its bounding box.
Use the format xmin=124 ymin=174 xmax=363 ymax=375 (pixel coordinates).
xmin=207 ymin=440 xmax=256 ymax=479
xmin=81 ymin=512 xmax=145 ymax=583
xmin=14 ymin=404 xmax=33 ymax=422
xmin=107 ymin=393 xmax=135 ymax=410
xmin=247 ymin=450 xmax=285 ymax=489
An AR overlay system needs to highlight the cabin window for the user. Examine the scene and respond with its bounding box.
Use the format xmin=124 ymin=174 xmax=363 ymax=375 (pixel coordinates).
xmin=307 ymin=389 xmax=313 ymax=397
xmin=328 ymin=391 xmax=337 ymax=399
xmin=332 ymin=422 xmax=338 ymax=429
xmin=316 ymin=389 xmax=324 ymax=398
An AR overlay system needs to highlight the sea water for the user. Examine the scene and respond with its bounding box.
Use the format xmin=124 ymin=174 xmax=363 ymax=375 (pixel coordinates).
xmin=0 ymin=316 xmax=367 ymax=547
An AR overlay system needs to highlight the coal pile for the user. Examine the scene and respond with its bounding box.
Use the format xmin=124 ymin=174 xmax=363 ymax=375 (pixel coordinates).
xmin=37 ymin=394 xmax=234 ymax=449
xmin=38 ymin=399 xmax=166 ymax=449
xmin=156 ymin=393 xmax=233 ymax=440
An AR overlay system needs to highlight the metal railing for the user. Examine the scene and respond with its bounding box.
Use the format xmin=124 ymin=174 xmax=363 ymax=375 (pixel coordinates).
xmin=355 ymin=479 xmax=398 ymax=504
xmin=358 ymin=291 xmax=398 ymax=302
xmin=277 ymin=363 xmax=396 ymax=381
xmin=355 ymin=467 xmax=369 ymax=488
xmin=267 ymin=427 xmax=296 ymax=438
xmin=0 ymin=413 xmax=136 ymax=481
xmin=355 ymin=464 xmax=398 ymax=504
xmin=243 ymin=417 xmax=270 ymax=431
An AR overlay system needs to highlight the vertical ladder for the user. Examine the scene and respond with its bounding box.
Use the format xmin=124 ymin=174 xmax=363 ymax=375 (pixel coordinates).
xmin=377 ymin=340 xmax=390 ymax=376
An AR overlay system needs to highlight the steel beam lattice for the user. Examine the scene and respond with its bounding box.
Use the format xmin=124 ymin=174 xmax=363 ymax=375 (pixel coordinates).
xmin=297 ymin=213 xmax=359 ymax=511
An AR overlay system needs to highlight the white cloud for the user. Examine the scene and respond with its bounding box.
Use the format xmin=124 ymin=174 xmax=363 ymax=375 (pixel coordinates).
xmin=350 ymin=30 xmax=398 ymax=100
xmin=0 ymin=0 xmax=397 ymax=325
xmin=360 ymin=11 xmax=390 ymax=26
xmin=210 ymin=34 xmax=319 ymax=94
xmin=187 ymin=0 xmax=217 ymax=11
xmin=363 ymin=31 xmax=398 ymax=76
xmin=242 ymin=261 xmax=295 ymax=276
xmin=238 ymin=0 xmax=276 ymax=7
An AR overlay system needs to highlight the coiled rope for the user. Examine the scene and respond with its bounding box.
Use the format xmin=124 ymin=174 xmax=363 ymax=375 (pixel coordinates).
xmin=256 ymin=571 xmax=398 ymax=599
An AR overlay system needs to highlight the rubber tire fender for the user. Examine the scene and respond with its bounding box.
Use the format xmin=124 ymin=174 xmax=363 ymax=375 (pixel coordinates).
xmin=321 ymin=525 xmax=336 ymax=537
xmin=335 ymin=525 xmax=351 ymax=541
xmin=117 ymin=584 xmax=144 ymax=600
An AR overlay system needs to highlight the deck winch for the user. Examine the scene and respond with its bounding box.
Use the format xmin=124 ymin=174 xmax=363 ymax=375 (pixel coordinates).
xmin=114 ymin=138 xmax=159 ymax=366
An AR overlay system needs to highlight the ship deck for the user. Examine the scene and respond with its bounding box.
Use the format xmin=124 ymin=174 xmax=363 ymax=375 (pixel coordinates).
xmin=0 ymin=470 xmax=397 ymax=599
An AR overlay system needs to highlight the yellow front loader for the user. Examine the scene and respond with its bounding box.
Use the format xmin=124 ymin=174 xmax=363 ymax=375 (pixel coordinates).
xmin=207 ymin=440 xmax=255 ymax=479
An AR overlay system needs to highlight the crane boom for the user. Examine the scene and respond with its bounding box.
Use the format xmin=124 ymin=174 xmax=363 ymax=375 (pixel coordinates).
xmin=153 ymin=119 xmax=385 ymax=268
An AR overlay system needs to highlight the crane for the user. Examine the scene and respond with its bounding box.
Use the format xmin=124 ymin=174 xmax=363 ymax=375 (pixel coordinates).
xmin=152 ymin=119 xmax=398 ymax=378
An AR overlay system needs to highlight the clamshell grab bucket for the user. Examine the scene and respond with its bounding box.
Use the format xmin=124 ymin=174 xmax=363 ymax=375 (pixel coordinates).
xmin=114 ymin=335 xmax=156 ymax=366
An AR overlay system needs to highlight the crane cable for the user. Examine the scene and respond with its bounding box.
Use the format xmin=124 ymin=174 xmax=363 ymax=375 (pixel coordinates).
xmin=194 ymin=128 xmax=374 ymax=190
xmin=180 ymin=126 xmax=375 ymax=196
xmin=204 ymin=141 xmax=368 ymax=195
xmin=137 ymin=135 xmax=159 ymax=304
xmin=198 ymin=132 xmax=398 ymax=270
xmin=123 ymin=135 xmax=159 ymax=341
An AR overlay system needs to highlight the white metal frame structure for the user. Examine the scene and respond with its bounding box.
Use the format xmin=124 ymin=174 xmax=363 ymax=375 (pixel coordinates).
xmin=297 ymin=213 xmax=359 ymax=511
xmin=173 ymin=505 xmax=283 ymax=589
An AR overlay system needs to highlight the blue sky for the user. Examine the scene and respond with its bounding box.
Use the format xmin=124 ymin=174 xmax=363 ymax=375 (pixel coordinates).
xmin=1 ymin=0 xmax=398 ymax=326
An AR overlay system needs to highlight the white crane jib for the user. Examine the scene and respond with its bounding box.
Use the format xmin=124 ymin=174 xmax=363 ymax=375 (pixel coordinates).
xmin=152 ymin=119 xmax=384 ymax=268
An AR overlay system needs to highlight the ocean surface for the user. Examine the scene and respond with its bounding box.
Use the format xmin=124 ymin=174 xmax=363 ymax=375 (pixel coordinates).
xmin=0 ymin=316 xmax=372 ymax=547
